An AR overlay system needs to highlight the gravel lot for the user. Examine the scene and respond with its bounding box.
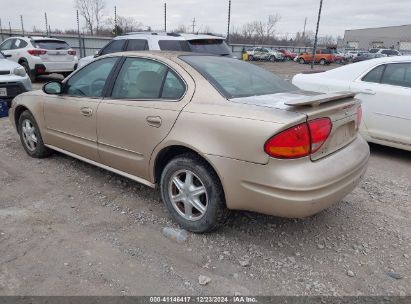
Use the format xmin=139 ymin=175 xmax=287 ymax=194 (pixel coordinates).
xmin=1 ymin=61 xmax=410 ymax=296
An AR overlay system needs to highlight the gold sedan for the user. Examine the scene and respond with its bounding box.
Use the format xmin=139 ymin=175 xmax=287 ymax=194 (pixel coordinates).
xmin=9 ymin=52 xmax=370 ymax=232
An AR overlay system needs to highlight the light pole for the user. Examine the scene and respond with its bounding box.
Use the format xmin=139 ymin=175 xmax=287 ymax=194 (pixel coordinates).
xmin=311 ymin=0 xmax=324 ymax=69
xmin=227 ymin=0 xmax=231 ymax=43
xmin=164 ymin=1 xmax=167 ymax=32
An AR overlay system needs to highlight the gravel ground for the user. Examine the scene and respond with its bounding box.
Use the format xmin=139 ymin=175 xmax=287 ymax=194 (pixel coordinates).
xmin=1 ymin=61 xmax=410 ymax=296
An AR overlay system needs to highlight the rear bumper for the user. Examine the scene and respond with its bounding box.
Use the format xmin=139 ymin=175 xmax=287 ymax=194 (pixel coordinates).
xmin=207 ymin=136 xmax=370 ymax=218
xmin=39 ymin=61 xmax=78 ymax=73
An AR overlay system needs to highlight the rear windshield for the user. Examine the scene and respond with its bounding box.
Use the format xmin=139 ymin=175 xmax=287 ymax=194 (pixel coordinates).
xmin=181 ymin=55 xmax=297 ymax=99
xmin=159 ymin=40 xmax=191 ymax=52
xmin=33 ymin=40 xmax=70 ymax=50
xmin=187 ymin=39 xmax=232 ymax=56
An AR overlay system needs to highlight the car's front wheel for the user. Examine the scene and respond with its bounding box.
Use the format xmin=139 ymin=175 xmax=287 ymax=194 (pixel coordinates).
xmin=160 ymin=154 xmax=230 ymax=233
xmin=18 ymin=110 xmax=51 ymax=158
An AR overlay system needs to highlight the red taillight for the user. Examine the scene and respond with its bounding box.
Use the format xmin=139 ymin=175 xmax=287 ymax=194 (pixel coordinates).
xmin=265 ymin=118 xmax=332 ymax=159
xmin=68 ymin=49 xmax=76 ymax=56
xmin=357 ymin=106 xmax=362 ymax=128
xmin=264 ymin=123 xmax=311 ymax=159
xmin=27 ymin=49 xmax=47 ymax=56
xmin=308 ymin=118 xmax=332 ymax=153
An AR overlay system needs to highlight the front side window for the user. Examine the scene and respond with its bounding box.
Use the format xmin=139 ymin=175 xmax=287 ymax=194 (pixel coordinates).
xmin=362 ymin=65 xmax=385 ymax=83
xmin=381 ymin=63 xmax=411 ymax=88
xmin=181 ymin=55 xmax=298 ymax=99
xmin=100 ymin=40 xmax=126 ymax=55
xmin=65 ymin=57 xmax=118 ymax=97
xmin=126 ymin=39 xmax=149 ymax=51
xmin=111 ymin=57 xmax=186 ymax=100
xmin=0 ymin=39 xmax=15 ymax=51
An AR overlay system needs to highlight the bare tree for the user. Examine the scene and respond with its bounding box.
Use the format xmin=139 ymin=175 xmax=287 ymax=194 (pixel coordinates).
xmin=75 ymin=0 xmax=106 ymax=35
xmin=105 ymin=15 xmax=144 ymax=34
xmin=173 ymin=24 xmax=189 ymax=33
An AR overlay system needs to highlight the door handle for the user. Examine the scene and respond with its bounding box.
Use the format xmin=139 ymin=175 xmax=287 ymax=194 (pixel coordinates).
xmin=80 ymin=107 xmax=93 ymax=117
xmin=357 ymin=88 xmax=376 ymax=95
xmin=146 ymin=116 xmax=162 ymax=128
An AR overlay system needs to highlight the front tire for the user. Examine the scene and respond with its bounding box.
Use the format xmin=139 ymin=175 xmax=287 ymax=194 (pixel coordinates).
xmin=160 ymin=154 xmax=230 ymax=233
xmin=18 ymin=111 xmax=51 ymax=158
xmin=20 ymin=62 xmax=35 ymax=82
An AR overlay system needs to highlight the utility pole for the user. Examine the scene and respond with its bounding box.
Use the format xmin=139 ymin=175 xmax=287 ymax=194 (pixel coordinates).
xmin=303 ymin=17 xmax=307 ymax=38
xmin=77 ymin=10 xmax=82 ymax=58
xmin=227 ymin=0 xmax=231 ymax=43
xmin=20 ymin=15 xmax=25 ymax=36
xmin=9 ymin=22 xmax=11 ymax=35
xmin=192 ymin=18 xmax=196 ymax=34
xmin=311 ymin=0 xmax=323 ymax=69
xmin=0 ymin=18 xmax=3 ymax=41
xmin=114 ymin=6 xmax=117 ymax=36
xmin=164 ymin=1 xmax=167 ymax=32
xmin=45 ymin=12 xmax=49 ymax=36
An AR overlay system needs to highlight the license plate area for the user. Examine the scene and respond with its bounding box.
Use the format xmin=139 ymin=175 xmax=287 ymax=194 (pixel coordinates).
xmin=0 ymin=88 xmax=7 ymax=97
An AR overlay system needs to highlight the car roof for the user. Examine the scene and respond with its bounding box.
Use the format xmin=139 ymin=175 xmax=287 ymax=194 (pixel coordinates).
xmin=114 ymin=32 xmax=225 ymax=41
xmin=311 ymin=55 xmax=411 ymax=80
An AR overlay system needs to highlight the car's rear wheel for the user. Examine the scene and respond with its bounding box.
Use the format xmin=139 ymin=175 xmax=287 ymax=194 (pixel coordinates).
xmin=160 ymin=154 xmax=230 ymax=233
xmin=319 ymin=58 xmax=326 ymax=65
xmin=269 ymin=56 xmax=276 ymax=62
xmin=20 ymin=62 xmax=35 ymax=82
xmin=248 ymin=55 xmax=254 ymax=61
xmin=18 ymin=111 xmax=51 ymax=158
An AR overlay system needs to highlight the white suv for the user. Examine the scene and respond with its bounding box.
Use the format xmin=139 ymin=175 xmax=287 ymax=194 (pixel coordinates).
xmin=0 ymin=36 xmax=79 ymax=81
xmin=78 ymin=32 xmax=233 ymax=69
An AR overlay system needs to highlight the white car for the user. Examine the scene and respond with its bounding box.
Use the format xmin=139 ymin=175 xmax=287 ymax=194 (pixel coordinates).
xmin=0 ymin=51 xmax=31 ymax=107
xmin=369 ymin=48 xmax=401 ymax=57
xmin=0 ymin=36 xmax=78 ymax=81
xmin=292 ymin=56 xmax=411 ymax=151
xmin=78 ymin=32 xmax=233 ymax=69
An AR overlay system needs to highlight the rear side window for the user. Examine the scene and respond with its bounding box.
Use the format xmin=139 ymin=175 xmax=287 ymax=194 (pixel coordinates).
xmin=158 ymin=40 xmax=190 ymax=51
xmin=126 ymin=39 xmax=149 ymax=51
xmin=187 ymin=39 xmax=232 ymax=56
xmin=34 ymin=40 xmax=70 ymax=50
xmin=100 ymin=40 xmax=126 ymax=55
xmin=13 ymin=39 xmax=28 ymax=49
xmin=111 ymin=57 xmax=186 ymax=100
xmin=362 ymin=65 xmax=385 ymax=83
xmin=381 ymin=63 xmax=411 ymax=88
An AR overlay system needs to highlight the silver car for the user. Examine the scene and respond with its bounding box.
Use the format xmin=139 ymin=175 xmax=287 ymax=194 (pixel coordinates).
xmin=0 ymin=51 xmax=31 ymax=107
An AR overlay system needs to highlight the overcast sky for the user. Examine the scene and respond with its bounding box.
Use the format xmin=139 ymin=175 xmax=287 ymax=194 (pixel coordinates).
xmin=1 ymin=0 xmax=411 ymax=38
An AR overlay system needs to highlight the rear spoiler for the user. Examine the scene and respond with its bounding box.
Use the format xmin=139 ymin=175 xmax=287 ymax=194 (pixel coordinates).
xmin=284 ymin=92 xmax=356 ymax=107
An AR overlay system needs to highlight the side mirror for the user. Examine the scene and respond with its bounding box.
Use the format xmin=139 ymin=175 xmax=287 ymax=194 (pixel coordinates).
xmin=93 ymin=50 xmax=100 ymax=58
xmin=43 ymin=81 xmax=63 ymax=95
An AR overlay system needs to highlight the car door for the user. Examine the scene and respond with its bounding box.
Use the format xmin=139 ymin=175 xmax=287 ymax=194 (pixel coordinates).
xmin=350 ymin=62 xmax=411 ymax=146
xmin=43 ymin=56 xmax=119 ymax=162
xmin=10 ymin=39 xmax=28 ymax=62
xmin=97 ymin=56 xmax=194 ymax=181
xmin=0 ymin=39 xmax=16 ymax=62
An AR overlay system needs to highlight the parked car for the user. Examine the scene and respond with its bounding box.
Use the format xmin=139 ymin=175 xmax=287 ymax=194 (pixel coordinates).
xmin=9 ymin=52 xmax=369 ymax=232
xmin=344 ymin=50 xmax=360 ymax=60
xmin=0 ymin=51 xmax=32 ymax=107
xmin=297 ymin=49 xmax=335 ymax=65
xmin=277 ymin=49 xmax=297 ymax=60
xmin=0 ymin=37 xmax=78 ymax=81
xmin=352 ymin=52 xmax=386 ymax=63
xmin=247 ymin=47 xmax=284 ymax=61
xmin=369 ymin=48 xmax=401 ymax=56
xmin=292 ymin=56 xmax=411 ymax=151
xmin=78 ymin=32 xmax=233 ymax=69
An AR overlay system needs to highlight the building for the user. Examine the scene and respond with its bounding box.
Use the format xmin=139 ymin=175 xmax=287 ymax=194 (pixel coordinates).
xmin=343 ymin=24 xmax=411 ymax=51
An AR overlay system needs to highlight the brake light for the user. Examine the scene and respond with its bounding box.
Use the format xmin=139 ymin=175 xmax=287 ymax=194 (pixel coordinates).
xmin=27 ymin=49 xmax=47 ymax=56
xmin=68 ymin=49 xmax=76 ymax=56
xmin=308 ymin=118 xmax=332 ymax=153
xmin=264 ymin=123 xmax=310 ymax=159
xmin=357 ymin=106 xmax=362 ymax=128
xmin=265 ymin=118 xmax=332 ymax=159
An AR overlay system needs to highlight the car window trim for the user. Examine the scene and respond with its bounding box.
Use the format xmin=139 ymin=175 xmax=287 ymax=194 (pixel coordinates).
xmin=360 ymin=63 xmax=386 ymax=83
xmin=380 ymin=62 xmax=411 ymax=88
xmin=105 ymin=56 xmax=188 ymax=102
xmin=62 ymin=56 xmax=122 ymax=99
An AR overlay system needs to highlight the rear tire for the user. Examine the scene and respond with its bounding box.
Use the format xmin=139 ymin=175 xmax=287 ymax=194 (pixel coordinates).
xmin=319 ymin=58 xmax=326 ymax=65
xmin=269 ymin=56 xmax=276 ymax=62
xmin=20 ymin=62 xmax=35 ymax=82
xmin=160 ymin=153 xmax=230 ymax=233
xmin=248 ymin=55 xmax=254 ymax=61
xmin=18 ymin=111 xmax=51 ymax=158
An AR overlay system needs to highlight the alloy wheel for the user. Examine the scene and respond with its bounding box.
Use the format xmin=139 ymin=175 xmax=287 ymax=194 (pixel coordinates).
xmin=21 ymin=119 xmax=38 ymax=152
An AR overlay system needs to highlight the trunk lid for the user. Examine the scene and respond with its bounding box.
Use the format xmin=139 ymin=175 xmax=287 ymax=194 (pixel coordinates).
xmin=230 ymin=91 xmax=361 ymax=161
